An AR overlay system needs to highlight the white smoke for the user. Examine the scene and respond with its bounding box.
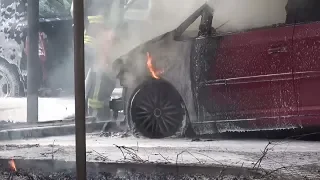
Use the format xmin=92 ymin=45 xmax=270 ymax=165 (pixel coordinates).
xmin=68 ymin=0 xmax=289 ymax=63
xmin=66 ymin=0 xmax=291 ymax=90
xmin=208 ymin=0 xmax=288 ymax=32
xmin=109 ymin=0 xmax=288 ymax=60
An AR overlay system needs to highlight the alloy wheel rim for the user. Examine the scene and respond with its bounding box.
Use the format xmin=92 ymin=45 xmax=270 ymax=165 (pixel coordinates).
xmin=131 ymin=81 xmax=184 ymax=138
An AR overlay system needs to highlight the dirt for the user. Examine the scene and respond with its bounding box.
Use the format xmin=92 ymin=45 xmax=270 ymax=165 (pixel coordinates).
xmin=0 ymin=134 xmax=319 ymax=179
xmin=0 ymin=171 xmax=254 ymax=180
xmin=0 ymin=160 xmax=293 ymax=180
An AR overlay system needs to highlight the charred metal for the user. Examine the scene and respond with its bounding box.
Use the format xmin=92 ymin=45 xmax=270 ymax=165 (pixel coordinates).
xmin=116 ymin=1 xmax=320 ymax=138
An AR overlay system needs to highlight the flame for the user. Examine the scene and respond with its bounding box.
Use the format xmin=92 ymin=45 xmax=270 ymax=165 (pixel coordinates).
xmin=8 ymin=159 xmax=17 ymax=172
xmin=147 ymin=52 xmax=163 ymax=79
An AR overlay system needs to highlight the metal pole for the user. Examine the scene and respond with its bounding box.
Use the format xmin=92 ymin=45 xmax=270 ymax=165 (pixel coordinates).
xmin=73 ymin=0 xmax=87 ymax=179
xmin=27 ymin=0 xmax=39 ymax=123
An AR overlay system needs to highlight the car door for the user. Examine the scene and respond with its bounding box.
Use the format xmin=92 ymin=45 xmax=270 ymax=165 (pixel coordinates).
xmin=216 ymin=24 xmax=295 ymax=126
xmin=292 ymin=2 xmax=320 ymax=119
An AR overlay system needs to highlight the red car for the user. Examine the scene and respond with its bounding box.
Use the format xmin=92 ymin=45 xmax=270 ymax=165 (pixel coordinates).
xmin=116 ymin=1 xmax=320 ymax=138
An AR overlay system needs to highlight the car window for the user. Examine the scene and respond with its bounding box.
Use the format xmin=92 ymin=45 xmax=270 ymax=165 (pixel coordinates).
xmin=39 ymin=0 xmax=71 ymax=18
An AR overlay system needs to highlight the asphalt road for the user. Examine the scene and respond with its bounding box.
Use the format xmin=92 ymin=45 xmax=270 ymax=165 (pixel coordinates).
xmin=0 ymin=88 xmax=123 ymax=123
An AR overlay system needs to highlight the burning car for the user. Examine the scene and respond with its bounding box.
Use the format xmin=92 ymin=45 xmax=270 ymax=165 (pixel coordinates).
xmin=0 ymin=0 xmax=73 ymax=97
xmin=116 ymin=0 xmax=320 ymax=138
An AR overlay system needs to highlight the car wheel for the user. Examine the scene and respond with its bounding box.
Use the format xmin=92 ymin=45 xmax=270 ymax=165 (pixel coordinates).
xmin=0 ymin=61 xmax=20 ymax=97
xmin=130 ymin=79 xmax=186 ymax=138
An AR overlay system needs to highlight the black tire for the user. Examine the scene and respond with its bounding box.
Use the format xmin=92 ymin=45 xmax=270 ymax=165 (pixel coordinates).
xmin=130 ymin=79 xmax=186 ymax=138
xmin=0 ymin=60 xmax=20 ymax=97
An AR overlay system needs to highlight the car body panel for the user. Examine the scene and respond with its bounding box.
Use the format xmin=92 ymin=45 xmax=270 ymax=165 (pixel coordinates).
xmin=120 ymin=3 xmax=320 ymax=136
xmin=292 ymin=22 xmax=320 ymax=117
xmin=207 ymin=24 xmax=296 ymax=121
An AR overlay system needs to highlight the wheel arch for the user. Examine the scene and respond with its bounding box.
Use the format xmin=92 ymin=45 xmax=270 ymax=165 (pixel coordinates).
xmin=125 ymin=76 xmax=195 ymax=138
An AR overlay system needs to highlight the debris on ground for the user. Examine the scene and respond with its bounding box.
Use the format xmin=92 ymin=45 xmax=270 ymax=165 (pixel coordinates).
xmin=99 ymin=131 xmax=131 ymax=138
xmin=0 ymin=166 xmax=294 ymax=180
xmin=0 ymin=135 xmax=319 ymax=179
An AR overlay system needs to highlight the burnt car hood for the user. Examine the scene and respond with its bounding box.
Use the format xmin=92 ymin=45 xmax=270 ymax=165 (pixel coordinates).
xmin=113 ymin=3 xmax=211 ymax=63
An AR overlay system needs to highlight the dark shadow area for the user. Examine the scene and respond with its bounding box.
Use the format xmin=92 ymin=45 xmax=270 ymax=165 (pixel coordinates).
xmin=196 ymin=127 xmax=320 ymax=141
xmin=0 ymin=159 xmax=293 ymax=180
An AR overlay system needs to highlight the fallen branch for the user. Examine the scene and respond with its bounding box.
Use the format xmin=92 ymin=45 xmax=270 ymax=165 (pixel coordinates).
xmin=216 ymin=169 xmax=226 ymax=180
xmin=253 ymin=142 xmax=271 ymax=169
xmin=114 ymin=144 xmax=127 ymax=160
xmin=40 ymin=140 xmax=61 ymax=160
xmin=40 ymin=148 xmax=62 ymax=156
xmin=265 ymin=158 xmax=306 ymax=179
xmin=152 ymin=153 xmax=171 ymax=163
xmin=192 ymin=152 xmax=225 ymax=166
xmin=259 ymin=166 xmax=287 ymax=179
xmin=176 ymin=150 xmax=203 ymax=165
xmin=91 ymin=150 xmax=109 ymax=161
xmin=113 ymin=144 xmax=145 ymax=162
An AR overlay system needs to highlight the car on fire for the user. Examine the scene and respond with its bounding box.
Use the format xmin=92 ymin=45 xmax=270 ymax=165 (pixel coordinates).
xmin=115 ymin=0 xmax=320 ymax=138
xmin=0 ymin=0 xmax=73 ymax=97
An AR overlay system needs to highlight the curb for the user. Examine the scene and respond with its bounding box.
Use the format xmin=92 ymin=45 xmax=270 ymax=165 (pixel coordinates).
xmin=0 ymin=121 xmax=120 ymax=141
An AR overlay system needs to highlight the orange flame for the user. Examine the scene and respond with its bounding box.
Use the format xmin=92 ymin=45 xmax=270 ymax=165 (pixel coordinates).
xmin=8 ymin=159 xmax=17 ymax=172
xmin=147 ymin=52 xmax=163 ymax=79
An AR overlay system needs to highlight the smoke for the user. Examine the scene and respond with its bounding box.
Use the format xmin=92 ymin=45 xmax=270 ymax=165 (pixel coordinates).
xmin=109 ymin=0 xmax=288 ymax=60
xmin=209 ymin=0 xmax=288 ymax=32
xmin=66 ymin=0 xmax=291 ymax=63
xmin=47 ymin=54 xmax=74 ymax=93
xmin=54 ymin=0 xmax=290 ymax=94
xmin=109 ymin=0 xmax=207 ymax=60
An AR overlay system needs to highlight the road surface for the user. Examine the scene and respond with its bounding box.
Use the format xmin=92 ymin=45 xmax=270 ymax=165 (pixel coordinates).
xmin=0 ymin=134 xmax=319 ymax=179
xmin=0 ymin=88 xmax=123 ymax=123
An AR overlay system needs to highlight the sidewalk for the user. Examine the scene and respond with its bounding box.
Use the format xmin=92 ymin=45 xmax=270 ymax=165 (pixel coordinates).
xmin=0 ymin=135 xmax=319 ymax=179
xmin=0 ymin=88 xmax=123 ymax=123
